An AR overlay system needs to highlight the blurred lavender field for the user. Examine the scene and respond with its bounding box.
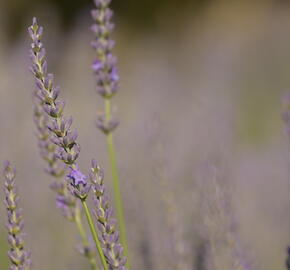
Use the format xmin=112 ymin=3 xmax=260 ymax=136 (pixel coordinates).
xmin=1 ymin=0 xmax=290 ymax=269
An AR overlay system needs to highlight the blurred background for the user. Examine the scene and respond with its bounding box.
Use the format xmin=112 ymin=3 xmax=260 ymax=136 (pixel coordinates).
xmin=1 ymin=0 xmax=290 ymax=269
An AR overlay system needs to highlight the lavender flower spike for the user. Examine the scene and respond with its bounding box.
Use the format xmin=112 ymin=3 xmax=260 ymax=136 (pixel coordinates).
xmin=90 ymin=160 xmax=127 ymax=270
xmin=91 ymin=0 xmax=119 ymax=99
xmin=91 ymin=0 xmax=119 ymax=133
xmin=28 ymin=17 xmax=80 ymax=167
xmin=29 ymin=17 xmax=91 ymax=207
xmin=3 ymin=161 xmax=31 ymax=270
xmin=29 ymin=18 xmax=99 ymax=269
xmin=29 ymin=18 xmax=108 ymax=270
xmin=91 ymin=1 xmax=130 ymax=265
xmin=29 ymin=18 xmax=81 ymax=221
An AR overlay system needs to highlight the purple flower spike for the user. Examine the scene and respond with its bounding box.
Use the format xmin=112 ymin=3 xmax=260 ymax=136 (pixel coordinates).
xmin=28 ymin=19 xmax=98 ymax=264
xmin=90 ymin=160 xmax=127 ymax=269
xmin=91 ymin=0 xmax=119 ymax=100
xmin=29 ymin=18 xmax=81 ymax=221
xmin=28 ymin=18 xmax=80 ymax=166
xmin=3 ymin=162 xmax=31 ymax=270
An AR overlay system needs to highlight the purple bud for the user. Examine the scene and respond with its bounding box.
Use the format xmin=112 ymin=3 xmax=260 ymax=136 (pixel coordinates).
xmin=92 ymin=59 xmax=104 ymax=72
xmin=67 ymin=167 xmax=91 ymax=200
xmin=67 ymin=167 xmax=87 ymax=186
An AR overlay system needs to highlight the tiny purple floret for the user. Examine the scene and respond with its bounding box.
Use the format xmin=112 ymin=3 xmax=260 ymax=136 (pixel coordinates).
xmin=110 ymin=67 xmax=119 ymax=82
xmin=67 ymin=167 xmax=87 ymax=186
xmin=92 ymin=59 xmax=103 ymax=72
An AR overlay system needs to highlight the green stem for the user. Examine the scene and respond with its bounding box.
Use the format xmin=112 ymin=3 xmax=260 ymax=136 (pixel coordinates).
xmin=105 ymin=99 xmax=130 ymax=268
xmin=75 ymin=206 xmax=99 ymax=270
xmin=81 ymin=200 xmax=108 ymax=270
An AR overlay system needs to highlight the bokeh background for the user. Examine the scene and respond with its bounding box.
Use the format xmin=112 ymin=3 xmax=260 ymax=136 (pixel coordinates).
xmin=1 ymin=0 xmax=290 ymax=269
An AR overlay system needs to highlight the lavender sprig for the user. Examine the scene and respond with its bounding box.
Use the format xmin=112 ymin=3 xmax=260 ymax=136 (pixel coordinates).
xmin=91 ymin=0 xmax=119 ymax=99
xmin=29 ymin=18 xmax=80 ymax=167
xmin=91 ymin=0 xmax=119 ymax=135
xmin=91 ymin=1 xmax=130 ymax=265
xmin=3 ymin=161 xmax=31 ymax=270
xmin=28 ymin=18 xmax=108 ymax=270
xmin=90 ymin=160 xmax=127 ymax=270
xmin=28 ymin=18 xmax=88 ymax=203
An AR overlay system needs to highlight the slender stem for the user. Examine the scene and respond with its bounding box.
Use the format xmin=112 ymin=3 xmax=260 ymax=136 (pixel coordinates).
xmin=75 ymin=206 xmax=99 ymax=270
xmin=105 ymin=99 xmax=130 ymax=268
xmin=82 ymin=200 xmax=108 ymax=270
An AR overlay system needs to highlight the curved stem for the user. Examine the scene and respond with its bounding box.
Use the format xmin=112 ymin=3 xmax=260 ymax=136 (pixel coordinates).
xmin=105 ymin=99 xmax=130 ymax=268
xmin=75 ymin=206 xmax=99 ymax=270
xmin=81 ymin=200 xmax=108 ymax=270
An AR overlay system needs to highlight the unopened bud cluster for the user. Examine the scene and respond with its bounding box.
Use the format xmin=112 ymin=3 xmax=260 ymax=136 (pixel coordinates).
xmin=90 ymin=160 xmax=127 ymax=269
xmin=3 ymin=162 xmax=31 ymax=270
xmin=29 ymin=18 xmax=80 ymax=166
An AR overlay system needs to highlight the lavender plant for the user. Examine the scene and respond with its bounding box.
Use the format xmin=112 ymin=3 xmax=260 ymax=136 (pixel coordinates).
xmin=91 ymin=0 xmax=130 ymax=266
xmin=3 ymin=161 xmax=31 ymax=270
xmin=0 ymin=0 xmax=269 ymax=269
xmin=33 ymin=88 xmax=97 ymax=268
xmin=28 ymin=14 xmax=127 ymax=270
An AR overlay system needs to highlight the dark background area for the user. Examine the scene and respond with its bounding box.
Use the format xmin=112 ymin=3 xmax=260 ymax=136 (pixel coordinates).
xmin=1 ymin=0 xmax=201 ymax=40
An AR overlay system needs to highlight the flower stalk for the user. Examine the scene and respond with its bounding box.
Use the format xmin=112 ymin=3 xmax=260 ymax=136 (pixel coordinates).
xmin=91 ymin=0 xmax=130 ymax=266
xmin=82 ymin=200 xmax=108 ymax=270
xmin=75 ymin=205 xmax=99 ymax=270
